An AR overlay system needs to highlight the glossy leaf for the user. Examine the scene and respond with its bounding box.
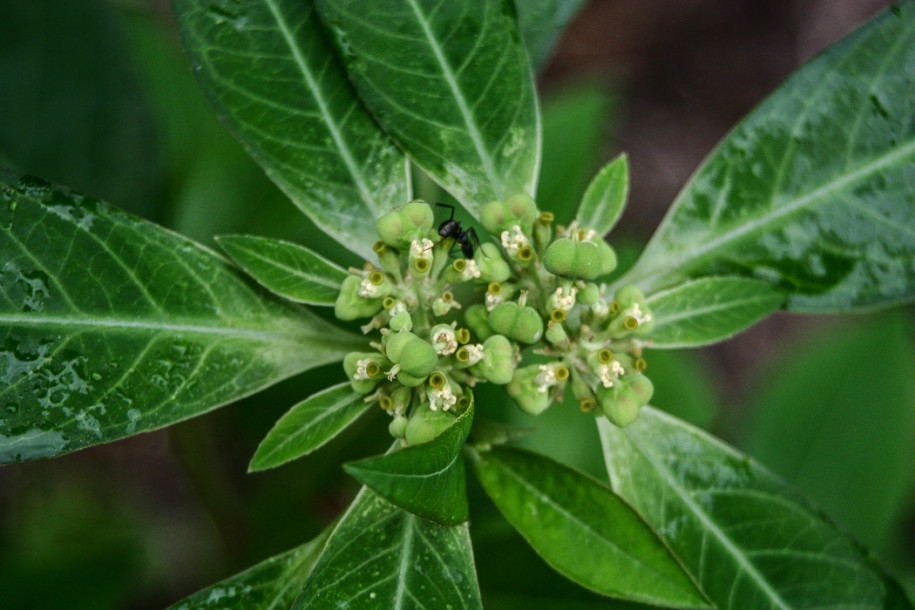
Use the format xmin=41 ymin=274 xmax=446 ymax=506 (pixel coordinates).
xmin=168 ymin=527 xmax=332 ymax=609
xmin=744 ymin=311 xmax=915 ymax=552
xmin=598 ymin=407 xmax=914 ymax=610
xmin=471 ymin=446 xmax=710 ymax=608
xmin=249 ymin=383 xmax=370 ymax=472
xmin=217 ymin=234 xmax=347 ymax=306
xmin=295 ymin=487 xmax=481 ymax=609
xmin=171 ymin=0 xmax=409 ymax=261
xmin=644 ymin=277 xmax=784 ymax=348
xmin=0 ymin=170 xmax=363 ymax=464
xmin=344 ymin=400 xmax=473 ymax=525
xmin=514 ymin=0 xmax=589 ymax=73
xmin=618 ymin=4 xmax=915 ymax=312
xmin=315 ymin=0 xmax=540 ymax=214
xmin=576 ymin=154 xmax=629 ymax=237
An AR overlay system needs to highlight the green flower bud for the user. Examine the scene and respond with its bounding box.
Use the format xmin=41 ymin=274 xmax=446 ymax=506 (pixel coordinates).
xmin=506 ymin=365 xmax=550 ymax=415
xmin=343 ymin=352 xmax=388 ymax=394
xmin=398 ymin=337 xmax=438 ymax=379
xmin=476 ymin=243 xmax=511 ymax=282
xmin=597 ymin=385 xmax=642 ymax=427
xmin=488 ymin=302 xmax=544 ymax=344
xmin=614 ymin=284 xmax=646 ymax=309
xmin=389 ymin=310 xmax=413 ymax=332
xmin=376 ymin=201 xmax=434 ymax=248
xmin=543 ymin=238 xmax=602 ymax=280
xmin=479 ymin=195 xmax=538 ymax=235
xmin=388 ymin=414 xmax=408 ymax=438
xmin=404 ymin=404 xmax=455 ymax=445
xmin=469 ymin=334 xmax=514 ymax=384
xmin=373 ymin=241 xmax=403 ymax=277
xmin=335 ymin=275 xmax=384 ymax=321
xmin=430 ymin=323 xmax=458 ymax=355
xmin=595 ymin=239 xmax=618 ymax=276
xmin=578 ymin=283 xmax=601 ymax=306
xmin=544 ymin=320 xmax=569 ymax=348
xmin=626 ymin=372 xmax=654 ymax=405
xmin=464 ymin=304 xmax=493 ymax=341
xmin=397 ymin=369 xmax=427 ymax=387
xmin=533 ymin=210 xmax=554 ymax=253
xmin=384 ymin=330 xmax=418 ymax=363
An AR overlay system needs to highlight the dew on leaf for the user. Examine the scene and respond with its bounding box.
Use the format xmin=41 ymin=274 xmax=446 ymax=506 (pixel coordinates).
xmin=126 ymin=408 xmax=142 ymax=434
xmin=0 ymin=428 xmax=67 ymax=462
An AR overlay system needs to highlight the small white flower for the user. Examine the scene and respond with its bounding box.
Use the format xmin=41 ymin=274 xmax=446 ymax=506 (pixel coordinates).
xmin=485 ymin=291 xmax=503 ymax=311
xmin=433 ymin=328 xmax=458 ymax=355
xmin=359 ymin=278 xmax=383 ymax=298
xmin=535 ymin=364 xmax=558 ymax=393
xmin=463 ymin=343 xmax=485 ymax=366
xmin=598 ymin=360 xmax=625 ymax=388
xmin=549 ymin=286 xmax=578 ymax=312
xmin=461 ymin=259 xmax=482 ymax=280
xmin=429 ymin=384 xmax=458 ymax=411
xmin=353 ymin=359 xmax=373 ymax=380
xmin=410 ymin=238 xmax=435 ymax=259
xmin=624 ymin=303 xmax=653 ymax=325
xmin=500 ymin=225 xmax=529 ymax=255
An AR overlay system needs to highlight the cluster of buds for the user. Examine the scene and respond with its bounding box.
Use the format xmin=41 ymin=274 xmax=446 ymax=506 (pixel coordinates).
xmin=334 ymin=197 xmax=656 ymax=444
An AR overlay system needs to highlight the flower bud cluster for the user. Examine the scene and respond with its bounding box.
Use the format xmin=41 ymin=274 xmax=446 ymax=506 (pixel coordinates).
xmin=334 ymin=198 xmax=657 ymax=445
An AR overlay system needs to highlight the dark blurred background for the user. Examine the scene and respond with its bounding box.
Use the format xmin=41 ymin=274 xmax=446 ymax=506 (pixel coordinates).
xmin=0 ymin=1 xmax=912 ymax=608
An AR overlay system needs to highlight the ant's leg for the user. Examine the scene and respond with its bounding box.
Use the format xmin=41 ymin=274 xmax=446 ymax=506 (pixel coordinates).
xmin=434 ymin=202 xmax=455 ymax=222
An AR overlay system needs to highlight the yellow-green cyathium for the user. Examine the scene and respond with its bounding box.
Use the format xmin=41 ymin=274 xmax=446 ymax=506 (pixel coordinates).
xmin=333 ymin=199 xmax=656 ymax=446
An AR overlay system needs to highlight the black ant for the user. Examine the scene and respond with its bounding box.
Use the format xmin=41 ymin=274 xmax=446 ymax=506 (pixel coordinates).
xmin=432 ymin=203 xmax=480 ymax=258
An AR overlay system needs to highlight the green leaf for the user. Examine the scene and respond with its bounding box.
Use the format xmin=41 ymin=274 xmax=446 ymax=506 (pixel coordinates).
xmin=744 ymin=311 xmax=915 ymax=553
xmin=344 ymin=400 xmax=474 ymax=525
xmin=576 ymin=154 xmax=629 ymax=237
xmin=514 ymin=0 xmax=589 ymax=73
xmin=249 ymin=383 xmax=370 ymax=472
xmin=171 ymin=0 xmax=409 ymax=261
xmin=470 ymin=445 xmax=710 ymax=608
xmin=598 ymin=407 xmax=914 ymax=610
xmin=644 ymin=277 xmax=784 ymax=348
xmin=315 ymin=0 xmax=540 ymax=214
xmin=296 ymin=487 xmax=482 ymax=609
xmin=618 ymin=4 xmax=915 ymax=312
xmin=167 ymin=527 xmax=332 ymax=609
xmin=217 ymin=234 xmax=347 ymax=306
xmin=468 ymin=417 xmax=535 ymax=447
xmin=0 ymin=170 xmax=363 ymax=464
xmin=0 ymin=0 xmax=164 ymax=220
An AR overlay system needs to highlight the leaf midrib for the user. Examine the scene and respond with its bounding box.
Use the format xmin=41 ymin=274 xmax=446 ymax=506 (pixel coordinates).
xmin=404 ymin=0 xmax=503 ymax=197
xmin=633 ymin=135 xmax=915 ymax=292
xmin=623 ymin=425 xmax=792 ymax=610
xmin=0 ymin=313 xmax=302 ymax=341
xmin=262 ymin=0 xmax=378 ymax=213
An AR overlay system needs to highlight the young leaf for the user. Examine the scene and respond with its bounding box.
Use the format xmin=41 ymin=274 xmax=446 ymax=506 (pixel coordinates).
xmin=618 ymin=3 xmax=915 ymax=312
xmin=217 ymin=234 xmax=347 ymax=306
xmin=644 ymin=276 xmax=784 ymax=348
xmin=744 ymin=311 xmax=915 ymax=553
xmin=295 ymin=487 xmax=482 ymax=609
xmin=598 ymin=407 xmax=914 ymax=610
xmin=344 ymin=400 xmax=474 ymax=525
xmin=167 ymin=527 xmax=332 ymax=609
xmin=171 ymin=0 xmax=409 ymax=261
xmin=249 ymin=383 xmax=370 ymax=472
xmin=315 ymin=0 xmax=541 ymax=214
xmin=514 ymin=0 xmax=589 ymax=73
xmin=470 ymin=446 xmax=711 ymax=609
xmin=576 ymin=154 xmax=629 ymax=237
xmin=0 ymin=170 xmax=363 ymax=464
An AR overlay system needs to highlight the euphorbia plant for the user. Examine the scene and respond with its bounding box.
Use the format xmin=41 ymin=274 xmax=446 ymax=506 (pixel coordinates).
xmin=2 ymin=0 xmax=914 ymax=608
